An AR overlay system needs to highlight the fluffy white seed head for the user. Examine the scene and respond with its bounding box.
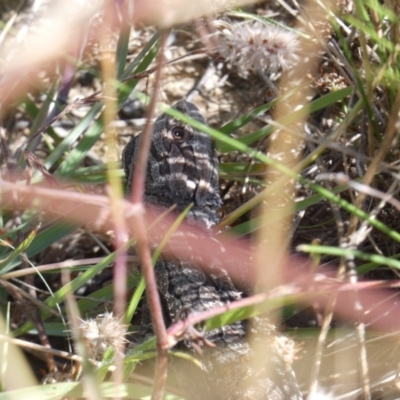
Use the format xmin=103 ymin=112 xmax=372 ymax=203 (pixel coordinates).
xmin=78 ymin=312 xmax=128 ymax=361
xmin=213 ymin=21 xmax=300 ymax=76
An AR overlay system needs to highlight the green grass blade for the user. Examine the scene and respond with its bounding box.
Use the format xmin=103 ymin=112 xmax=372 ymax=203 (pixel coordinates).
xmin=116 ymin=22 xmax=131 ymax=80
xmin=0 ymin=228 xmax=37 ymax=271
xmin=48 ymin=102 xmax=103 ymax=173
xmin=217 ymin=86 xmax=353 ymax=152
xmin=56 ymin=36 xmax=159 ymax=178
xmin=120 ymin=32 xmax=160 ymax=80
xmin=1 ymin=221 xmax=77 ymax=273
xmin=13 ymin=251 xmax=117 ymax=336
xmin=298 ymin=244 xmax=400 ymax=270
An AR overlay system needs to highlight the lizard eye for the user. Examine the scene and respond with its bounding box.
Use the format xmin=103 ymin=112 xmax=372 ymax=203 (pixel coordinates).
xmin=172 ymin=126 xmax=185 ymax=140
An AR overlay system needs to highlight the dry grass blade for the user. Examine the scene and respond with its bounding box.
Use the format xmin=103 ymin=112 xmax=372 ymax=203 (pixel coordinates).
xmin=127 ymin=30 xmax=171 ymax=400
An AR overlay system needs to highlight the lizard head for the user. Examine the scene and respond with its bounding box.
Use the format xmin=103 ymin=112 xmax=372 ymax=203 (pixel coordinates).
xmin=123 ymin=100 xmax=221 ymax=228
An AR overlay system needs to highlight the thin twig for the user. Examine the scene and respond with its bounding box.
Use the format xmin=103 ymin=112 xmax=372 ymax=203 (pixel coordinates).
xmin=129 ymin=29 xmax=170 ymax=400
xmin=0 ymin=279 xmax=60 ymax=318
xmin=0 ymin=256 xmax=138 ymax=280
xmin=0 ymin=334 xmax=83 ymax=363
xmin=100 ymin=6 xmax=129 ymax=396
xmin=317 ymin=173 xmax=400 ymax=212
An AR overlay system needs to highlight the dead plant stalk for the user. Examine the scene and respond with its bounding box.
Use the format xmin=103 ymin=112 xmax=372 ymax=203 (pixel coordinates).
xmin=129 ymin=30 xmax=170 ymax=400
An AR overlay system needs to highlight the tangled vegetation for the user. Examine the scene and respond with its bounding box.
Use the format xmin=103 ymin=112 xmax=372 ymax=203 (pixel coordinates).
xmin=1 ymin=0 xmax=400 ymax=399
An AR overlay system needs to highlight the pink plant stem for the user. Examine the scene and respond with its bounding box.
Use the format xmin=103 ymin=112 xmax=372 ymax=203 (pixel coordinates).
xmin=166 ymin=269 xmax=400 ymax=342
xmin=4 ymin=181 xmax=400 ymax=332
xmin=166 ymin=286 xmax=303 ymax=340
xmin=129 ymin=30 xmax=170 ymax=400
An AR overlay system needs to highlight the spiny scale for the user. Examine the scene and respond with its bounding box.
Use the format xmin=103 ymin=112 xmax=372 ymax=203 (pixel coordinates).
xmin=123 ymin=100 xmax=303 ymax=399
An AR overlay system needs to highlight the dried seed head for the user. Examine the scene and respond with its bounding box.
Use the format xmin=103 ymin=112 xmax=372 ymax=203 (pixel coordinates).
xmin=213 ymin=21 xmax=300 ymax=77
xmin=78 ymin=312 xmax=128 ymax=361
